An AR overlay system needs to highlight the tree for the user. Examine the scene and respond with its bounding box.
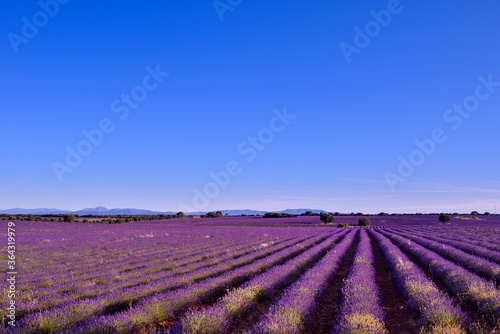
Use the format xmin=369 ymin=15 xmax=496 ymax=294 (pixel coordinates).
xmin=439 ymin=214 xmax=451 ymax=223
xmin=176 ymin=211 xmax=185 ymax=218
xmin=304 ymin=211 xmax=313 ymax=216
xmin=320 ymin=213 xmax=335 ymax=224
xmin=358 ymin=218 xmax=371 ymax=227
xmin=63 ymin=215 xmax=75 ymax=223
xmin=471 ymin=211 xmax=479 ymax=216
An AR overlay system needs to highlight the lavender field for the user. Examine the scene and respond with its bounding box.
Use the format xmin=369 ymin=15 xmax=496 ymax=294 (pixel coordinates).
xmin=2 ymin=215 xmax=500 ymax=333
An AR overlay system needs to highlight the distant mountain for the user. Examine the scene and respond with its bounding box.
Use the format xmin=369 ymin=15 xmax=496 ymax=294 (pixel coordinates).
xmin=280 ymin=209 xmax=325 ymax=215
xmin=184 ymin=210 xmax=268 ymax=216
xmin=71 ymin=207 xmax=179 ymax=215
xmin=0 ymin=207 xmax=327 ymax=216
xmin=73 ymin=206 xmax=111 ymax=215
xmin=0 ymin=207 xmax=176 ymax=215
xmin=0 ymin=208 xmax=73 ymax=215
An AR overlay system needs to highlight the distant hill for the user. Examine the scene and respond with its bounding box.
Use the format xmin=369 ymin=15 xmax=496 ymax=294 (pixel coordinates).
xmin=0 ymin=207 xmax=327 ymax=216
xmin=0 ymin=208 xmax=73 ymax=215
xmin=73 ymin=207 xmax=178 ymax=215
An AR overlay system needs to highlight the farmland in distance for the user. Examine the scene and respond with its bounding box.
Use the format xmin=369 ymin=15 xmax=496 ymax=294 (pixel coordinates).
xmin=1 ymin=215 xmax=500 ymax=333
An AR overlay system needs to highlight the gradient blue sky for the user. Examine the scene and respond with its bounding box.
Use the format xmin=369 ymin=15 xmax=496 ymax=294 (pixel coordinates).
xmin=1 ymin=0 xmax=499 ymax=213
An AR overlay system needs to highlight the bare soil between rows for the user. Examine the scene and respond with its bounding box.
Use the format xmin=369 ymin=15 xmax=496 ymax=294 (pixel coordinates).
xmin=302 ymin=231 xmax=360 ymax=334
xmin=369 ymin=233 xmax=420 ymax=334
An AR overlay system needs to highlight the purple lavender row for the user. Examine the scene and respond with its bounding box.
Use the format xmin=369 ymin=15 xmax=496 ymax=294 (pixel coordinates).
xmin=19 ymin=226 xmax=289 ymax=280
xmin=16 ymin=235 xmax=287 ymax=309
xmin=12 ymin=227 xmax=311 ymax=306
xmin=446 ymin=233 xmax=500 ymax=250
xmin=11 ymin=233 xmax=329 ymax=333
xmin=13 ymin=235 xmax=296 ymax=319
xmin=18 ymin=237 xmax=245 ymax=299
xmin=178 ymin=230 xmax=350 ymax=333
xmin=21 ymin=240 xmax=178 ymax=276
xmin=437 ymin=233 xmax=500 ymax=253
xmin=392 ymin=226 xmax=500 ymax=263
xmin=17 ymin=232 xmax=288 ymax=295
xmin=369 ymin=230 xmax=467 ymax=333
xmin=403 ymin=228 xmax=500 ymax=254
xmin=72 ymin=233 xmax=335 ymax=334
xmin=19 ymin=231 xmax=268 ymax=284
xmin=17 ymin=232 xmax=320 ymax=327
xmin=431 ymin=228 xmax=500 ymax=245
xmin=18 ymin=229 xmax=301 ymax=289
xmin=395 ymin=229 xmax=500 ymax=265
xmin=395 ymin=226 xmax=500 ymax=247
xmin=378 ymin=230 xmax=500 ymax=321
xmin=20 ymin=232 xmax=291 ymax=294
xmin=442 ymin=228 xmax=500 ymax=243
xmin=332 ymin=229 xmax=387 ymax=334
xmin=18 ymin=233 xmax=189 ymax=276
xmin=387 ymin=229 xmax=500 ymax=285
xmin=8 ymin=233 xmax=310 ymax=332
xmin=389 ymin=226 xmax=500 ymax=264
xmin=27 ymin=228 xmax=304 ymax=279
xmin=249 ymin=230 xmax=358 ymax=334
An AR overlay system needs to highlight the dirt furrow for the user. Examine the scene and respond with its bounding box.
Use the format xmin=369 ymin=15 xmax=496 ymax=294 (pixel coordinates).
xmin=302 ymin=231 xmax=360 ymax=334
xmin=383 ymin=232 xmax=497 ymax=333
xmin=369 ymin=234 xmax=419 ymax=334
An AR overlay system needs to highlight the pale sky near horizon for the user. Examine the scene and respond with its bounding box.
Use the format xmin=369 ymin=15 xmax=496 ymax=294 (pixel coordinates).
xmin=1 ymin=1 xmax=499 ymax=214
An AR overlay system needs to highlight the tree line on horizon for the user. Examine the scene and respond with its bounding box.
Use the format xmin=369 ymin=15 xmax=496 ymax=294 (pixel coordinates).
xmin=0 ymin=210 xmax=494 ymax=224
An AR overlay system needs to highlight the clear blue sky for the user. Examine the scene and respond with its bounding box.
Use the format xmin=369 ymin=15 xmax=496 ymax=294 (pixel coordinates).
xmin=1 ymin=0 xmax=499 ymax=213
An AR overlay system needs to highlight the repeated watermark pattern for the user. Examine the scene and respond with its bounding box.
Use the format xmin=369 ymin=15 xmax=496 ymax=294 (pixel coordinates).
xmin=51 ymin=65 xmax=169 ymax=182
xmin=340 ymin=0 xmax=413 ymax=64
xmin=385 ymin=74 xmax=500 ymax=191
xmin=179 ymin=106 xmax=295 ymax=212
xmin=7 ymin=0 xmax=71 ymax=54
xmin=213 ymin=0 xmax=243 ymax=21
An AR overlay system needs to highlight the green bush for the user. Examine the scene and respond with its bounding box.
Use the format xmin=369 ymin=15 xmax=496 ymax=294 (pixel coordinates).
xmin=320 ymin=213 xmax=335 ymax=224
xmin=439 ymin=214 xmax=451 ymax=223
xmin=63 ymin=215 xmax=75 ymax=223
xmin=358 ymin=218 xmax=371 ymax=227
xmin=337 ymin=223 xmax=350 ymax=228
